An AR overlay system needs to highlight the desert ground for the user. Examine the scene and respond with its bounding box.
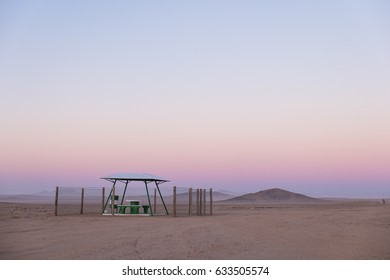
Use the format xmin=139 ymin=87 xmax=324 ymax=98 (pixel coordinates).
xmin=0 ymin=201 xmax=389 ymax=259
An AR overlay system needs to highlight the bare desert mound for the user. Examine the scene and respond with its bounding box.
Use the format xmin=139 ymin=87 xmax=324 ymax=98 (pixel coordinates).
xmin=221 ymin=188 xmax=326 ymax=204
xmin=0 ymin=188 xmax=389 ymax=260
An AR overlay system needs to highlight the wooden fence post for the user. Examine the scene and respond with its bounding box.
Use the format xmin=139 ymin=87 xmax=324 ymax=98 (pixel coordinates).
xmin=80 ymin=187 xmax=85 ymax=214
xmin=196 ymin=189 xmax=200 ymax=215
xmin=200 ymin=189 xmax=203 ymax=216
xmin=210 ymin=188 xmax=213 ymax=216
xmin=54 ymin=186 xmax=59 ymax=216
xmin=173 ymin=186 xmax=177 ymax=217
xmin=203 ymin=188 xmax=206 ymax=214
xmin=188 ymin=188 xmax=192 ymax=216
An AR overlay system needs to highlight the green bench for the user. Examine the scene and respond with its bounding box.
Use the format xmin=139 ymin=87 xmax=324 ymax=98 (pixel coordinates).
xmin=118 ymin=205 xmax=150 ymax=214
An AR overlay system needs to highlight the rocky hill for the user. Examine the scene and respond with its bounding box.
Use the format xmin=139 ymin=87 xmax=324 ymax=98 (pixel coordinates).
xmin=222 ymin=188 xmax=325 ymax=204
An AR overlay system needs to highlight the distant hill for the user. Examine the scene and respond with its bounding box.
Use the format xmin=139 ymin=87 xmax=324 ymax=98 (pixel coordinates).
xmin=0 ymin=189 xmax=235 ymax=204
xmin=0 ymin=194 xmax=54 ymax=203
xmin=221 ymin=188 xmax=326 ymax=204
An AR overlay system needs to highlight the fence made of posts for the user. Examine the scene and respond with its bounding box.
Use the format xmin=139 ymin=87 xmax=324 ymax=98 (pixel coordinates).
xmin=54 ymin=186 xmax=213 ymax=217
xmin=171 ymin=187 xmax=213 ymax=217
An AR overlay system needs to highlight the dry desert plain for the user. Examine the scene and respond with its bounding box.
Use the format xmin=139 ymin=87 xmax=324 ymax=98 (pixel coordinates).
xmin=0 ymin=200 xmax=389 ymax=259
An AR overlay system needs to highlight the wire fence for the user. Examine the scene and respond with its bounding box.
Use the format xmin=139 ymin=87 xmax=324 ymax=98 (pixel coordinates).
xmin=54 ymin=187 xmax=103 ymax=216
xmin=54 ymin=186 xmax=213 ymax=217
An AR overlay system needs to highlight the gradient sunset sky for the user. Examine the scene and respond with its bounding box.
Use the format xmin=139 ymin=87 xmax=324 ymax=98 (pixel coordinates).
xmin=1 ymin=1 xmax=389 ymax=197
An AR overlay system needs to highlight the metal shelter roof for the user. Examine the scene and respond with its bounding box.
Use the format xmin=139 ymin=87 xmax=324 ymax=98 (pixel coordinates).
xmin=101 ymin=173 xmax=169 ymax=183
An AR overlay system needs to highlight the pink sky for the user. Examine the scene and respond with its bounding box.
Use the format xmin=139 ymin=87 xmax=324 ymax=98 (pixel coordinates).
xmin=1 ymin=1 xmax=389 ymax=197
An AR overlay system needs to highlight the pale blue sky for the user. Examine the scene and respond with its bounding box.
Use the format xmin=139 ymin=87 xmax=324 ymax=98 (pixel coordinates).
xmin=1 ymin=1 xmax=389 ymax=197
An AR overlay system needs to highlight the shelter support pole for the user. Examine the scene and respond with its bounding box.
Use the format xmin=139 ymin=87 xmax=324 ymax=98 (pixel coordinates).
xmin=144 ymin=181 xmax=153 ymax=216
xmin=173 ymin=186 xmax=177 ymax=217
xmin=210 ymin=188 xmax=213 ymax=216
xmin=103 ymin=180 xmax=116 ymax=214
xmin=153 ymin=188 xmax=157 ymax=214
xmin=155 ymin=181 xmax=169 ymax=215
xmin=111 ymin=185 xmax=116 ymax=216
xmin=80 ymin=187 xmax=84 ymax=215
xmin=121 ymin=181 xmax=129 ymax=205
xmin=54 ymin=186 xmax=59 ymax=216
xmin=102 ymin=187 xmax=105 ymax=214
xmin=188 ymin=188 xmax=192 ymax=216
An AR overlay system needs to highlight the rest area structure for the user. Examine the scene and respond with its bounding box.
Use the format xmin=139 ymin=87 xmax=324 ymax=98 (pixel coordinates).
xmin=101 ymin=173 xmax=169 ymax=216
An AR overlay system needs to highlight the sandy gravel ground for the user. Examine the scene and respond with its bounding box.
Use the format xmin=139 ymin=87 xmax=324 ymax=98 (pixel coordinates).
xmin=0 ymin=201 xmax=389 ymax=259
